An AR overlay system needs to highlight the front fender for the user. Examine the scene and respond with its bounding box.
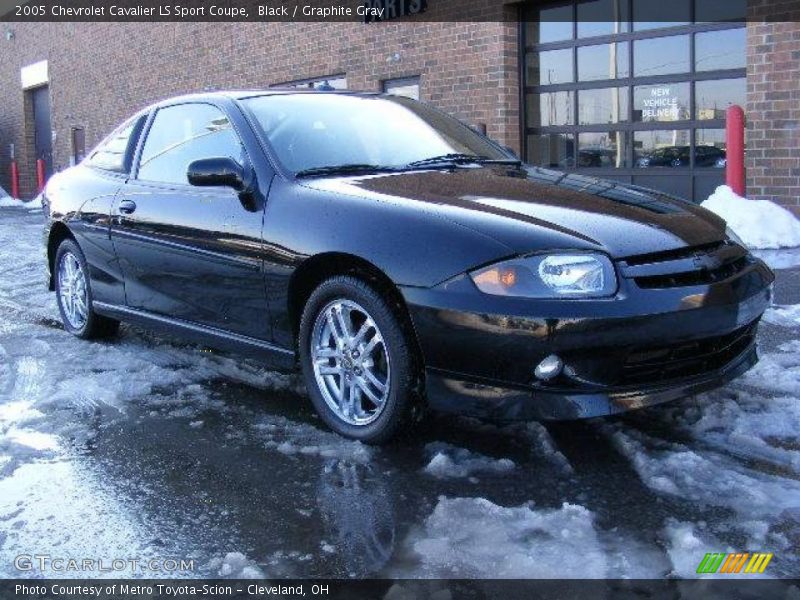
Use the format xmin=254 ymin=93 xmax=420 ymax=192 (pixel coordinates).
xmin=262 ymin=178 xmax=516 ymax=288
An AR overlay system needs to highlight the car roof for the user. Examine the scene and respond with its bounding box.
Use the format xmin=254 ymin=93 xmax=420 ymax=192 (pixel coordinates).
xmin=156 ymin=88 xmax=382 ymax=105
xmin=131 ymin=89 xmax=393 ymax=118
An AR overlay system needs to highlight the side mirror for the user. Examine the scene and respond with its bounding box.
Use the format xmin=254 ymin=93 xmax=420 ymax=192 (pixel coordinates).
xmin=187 ymin=157 xmax=247 ymax=191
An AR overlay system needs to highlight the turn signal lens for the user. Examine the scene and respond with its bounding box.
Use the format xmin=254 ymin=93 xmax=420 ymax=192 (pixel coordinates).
xmin=500 ymin=268 xmax=517 ymax=287
xmin=472 ymin=266 xmax=517 ymax=290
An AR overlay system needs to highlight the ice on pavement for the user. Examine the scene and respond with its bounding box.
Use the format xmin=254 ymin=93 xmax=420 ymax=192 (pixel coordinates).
xmin=0 ymin=460 xmax=174 ymax=579
xmin=701 ymin=185 xmax=800 ymax=249
xmin=422 ymin=442 xmax=515 ymax=479
xmin=518 ymin=422 xmax=574 ymax=475
xmin=254 ymin=415 xmax=372 ymax=463
xmin=404 ymin=497 xmax=607 ymax=578
xmin=207 ymin=552 xmax=264 ymax=579
xmin=609 ymin=426 xmax=800 ymax=519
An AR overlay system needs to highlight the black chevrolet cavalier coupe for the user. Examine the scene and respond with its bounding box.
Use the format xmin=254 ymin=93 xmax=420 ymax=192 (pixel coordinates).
xmin=43 ymin=91 xmax=774 ymax=442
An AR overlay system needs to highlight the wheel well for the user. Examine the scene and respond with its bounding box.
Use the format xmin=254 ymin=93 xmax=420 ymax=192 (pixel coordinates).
xmin=288 ymin=252 xmax=423 ymax=359
xmin=47 ymin=223 xmax=75 ymax=290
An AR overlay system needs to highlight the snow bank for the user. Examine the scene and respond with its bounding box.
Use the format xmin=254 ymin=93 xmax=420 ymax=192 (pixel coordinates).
xmin=0 ymin=192 xmax=42 ymax=208
xmin=701 ymin=185 xmax=800 ymax=249
xmin=422 ymin=442 xmax=515 ymax=479
xmin=0 ymin=196 xmax=25 ymax=207
xmin=208 ymin=552 xmax=265 ymax=579
xmin=406 ymin=497 xmax=607 ymax=578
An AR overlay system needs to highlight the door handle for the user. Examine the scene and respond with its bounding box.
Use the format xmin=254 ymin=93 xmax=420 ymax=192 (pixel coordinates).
xmin=118 ymin=199 xmax=137 ymax=215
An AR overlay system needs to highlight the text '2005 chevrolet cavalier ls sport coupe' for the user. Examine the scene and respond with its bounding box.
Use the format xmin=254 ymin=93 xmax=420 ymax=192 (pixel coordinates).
xmin=42 ymin=90 xmax=774 ymax=442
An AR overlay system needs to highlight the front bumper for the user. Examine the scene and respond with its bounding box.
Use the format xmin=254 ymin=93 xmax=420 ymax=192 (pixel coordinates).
xmin=401 ymin=256 xmax=774 ymax=421
xmin=422 ymin=340 xmax=757 ymax=420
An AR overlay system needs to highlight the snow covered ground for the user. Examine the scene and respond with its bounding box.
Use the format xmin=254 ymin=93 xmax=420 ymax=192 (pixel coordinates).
xmin=0 ymin=205 xmax=799 ymax=580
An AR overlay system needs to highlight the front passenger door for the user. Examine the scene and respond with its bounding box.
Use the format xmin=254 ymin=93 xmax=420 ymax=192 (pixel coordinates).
xmin=111 ymin=102 xmax=271 ymax=341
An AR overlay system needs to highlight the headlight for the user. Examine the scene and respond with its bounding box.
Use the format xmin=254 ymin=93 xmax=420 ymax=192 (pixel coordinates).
xmin=470 ymin=253 xmax=617 ymax=298
xmin=725 ymin=226 xmax=746 ymax=247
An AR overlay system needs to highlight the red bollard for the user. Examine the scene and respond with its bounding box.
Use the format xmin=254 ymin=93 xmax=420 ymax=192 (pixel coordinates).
xmin=36 ymin=158 xmax=46 ymax=192
xmin=10 ymin=160 xmax=19 ymax=200
xmin=726 ymin=105 xmax=746 ymax=197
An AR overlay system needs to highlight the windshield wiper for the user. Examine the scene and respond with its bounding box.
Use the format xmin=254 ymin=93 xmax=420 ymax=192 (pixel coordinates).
xmin=295 ymin=164 xmax=398 ymax=178
xmin=406 ymin=153 xmax=521 ymax=168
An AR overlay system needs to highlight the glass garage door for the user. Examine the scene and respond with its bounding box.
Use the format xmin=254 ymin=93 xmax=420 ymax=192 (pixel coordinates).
xmin=521 ymin=0 xmax=746 ymax=202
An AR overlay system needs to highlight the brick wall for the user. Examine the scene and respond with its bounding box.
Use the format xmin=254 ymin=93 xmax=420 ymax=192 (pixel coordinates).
xmin=0 ymin=5 xmax=520 ymax=198
xmin=746 ymin=0 xmax=800 ymax=214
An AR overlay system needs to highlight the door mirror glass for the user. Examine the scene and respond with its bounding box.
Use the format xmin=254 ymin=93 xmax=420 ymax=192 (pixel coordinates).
xmin=187 ymin=157 xmax=245 ymax=190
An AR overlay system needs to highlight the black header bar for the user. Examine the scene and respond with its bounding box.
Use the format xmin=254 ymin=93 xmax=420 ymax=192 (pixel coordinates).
xmin=0 ymin=0 xmax=796 ymax=23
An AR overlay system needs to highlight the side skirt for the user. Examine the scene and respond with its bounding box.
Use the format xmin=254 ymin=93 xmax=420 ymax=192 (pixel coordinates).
xmin=93 ymin=301 xmax=297 ymax=371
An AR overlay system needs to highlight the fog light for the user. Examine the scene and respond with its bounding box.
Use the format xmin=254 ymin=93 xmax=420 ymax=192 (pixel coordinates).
xmin=534 ymin=354 xmax=563 ymax=381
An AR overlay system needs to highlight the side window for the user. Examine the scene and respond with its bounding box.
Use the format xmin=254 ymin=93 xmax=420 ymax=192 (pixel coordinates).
xmin=85 ymin=115 xmax=144 ymax=173
xmin=137 ymin=103 xmax=245 ymax=185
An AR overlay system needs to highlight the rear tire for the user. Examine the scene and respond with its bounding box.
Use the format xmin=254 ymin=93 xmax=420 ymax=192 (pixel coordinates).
xmin=54 ymin=239 xmax=120 ymax=340
xmin=299 ymin=276 xmax=419 ymax=443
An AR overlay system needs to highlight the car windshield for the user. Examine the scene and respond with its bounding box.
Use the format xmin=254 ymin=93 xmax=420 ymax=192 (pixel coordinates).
xmin=241 ymin=93 xmax=509 ymax=175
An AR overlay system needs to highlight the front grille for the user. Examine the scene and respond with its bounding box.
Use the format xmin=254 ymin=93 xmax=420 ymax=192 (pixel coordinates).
xmin=624 ymin=241 xmax=725 ymax=267
xmin=635 ymin=256 xmax=750 ymax=288
xmin=619 ymin=322 xmax=757 ymax=386
xmin=621 ymin=241 xmax=751 ymax=289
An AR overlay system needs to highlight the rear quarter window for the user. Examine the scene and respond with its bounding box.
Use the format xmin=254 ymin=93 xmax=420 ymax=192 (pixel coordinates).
xmin=85 ymin=115 xmax=145 ymax=173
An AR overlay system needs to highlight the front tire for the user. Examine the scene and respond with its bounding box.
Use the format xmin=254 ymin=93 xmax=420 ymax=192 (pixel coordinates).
xmin=54 ymin=239 xmax=119 ymax=339
xmin=299 ymin=276 xmax=418 ymax=443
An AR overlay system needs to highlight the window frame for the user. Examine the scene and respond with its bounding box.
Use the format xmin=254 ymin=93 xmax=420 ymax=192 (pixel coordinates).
xmin=520 ymin=0 xmax=745 ymax=189
xmin=131 ymin=100 xmax=249 ymax=189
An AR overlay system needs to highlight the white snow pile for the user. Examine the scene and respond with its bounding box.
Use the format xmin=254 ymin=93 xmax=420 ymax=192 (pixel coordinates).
xmin=763 ymin=303 xmax=800 ymax=328
xmin=663 ymin=520 xmax=727 ymax=579
xmin=752 ymin=247 xmax=800 ymax=271
xmin=0 ymin=188 xmax=42 ymax=208
xmin=405 ymin=497 xmax=608 ymax=578
xmin=0 ymin=196 xmax=23 ymax=208
xmin=207 ymin=552 xmax=264 ymax=579
xmin=701 ymin=185 xmax=800 ymax=249
xmin=422 ymin=442 xmax=515 ymax=479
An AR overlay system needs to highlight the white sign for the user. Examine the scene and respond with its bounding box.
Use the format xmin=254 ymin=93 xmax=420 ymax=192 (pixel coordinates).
xmin=641 ymin=87 xmax=679 ymax=121
xmin=20 ymin=60 xmax=48 ymax=89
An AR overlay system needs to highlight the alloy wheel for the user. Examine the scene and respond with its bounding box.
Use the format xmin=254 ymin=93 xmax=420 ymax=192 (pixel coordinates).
xmin=311 ymin=299 xmax=391 ymax=426
xmin=58 ymin=251 xmax=89 ymax=330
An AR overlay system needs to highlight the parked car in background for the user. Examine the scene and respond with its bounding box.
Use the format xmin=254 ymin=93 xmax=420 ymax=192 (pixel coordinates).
xmin=42 ymin=91 xmax=773 ymax=442
xmin=576 ymin=147 xmax=624 ymax=168
xmin=636 ymin=145 xmax=726 ymax=168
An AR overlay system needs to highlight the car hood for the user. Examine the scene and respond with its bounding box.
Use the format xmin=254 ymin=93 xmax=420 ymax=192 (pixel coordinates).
xmin=301 ymin=165 xmax=727 ymax=259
